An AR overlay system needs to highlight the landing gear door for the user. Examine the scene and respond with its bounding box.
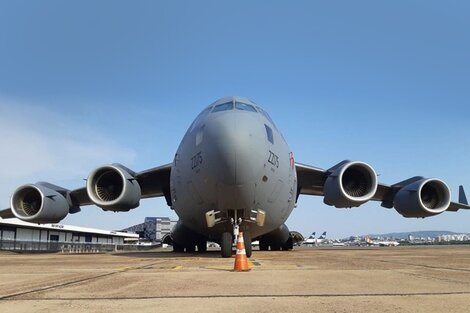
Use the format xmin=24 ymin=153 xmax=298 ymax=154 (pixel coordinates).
xmin=251 ymin=209 xmax=266 ymax=227
xmin=205 ymin=210 xmax=222 ymax=228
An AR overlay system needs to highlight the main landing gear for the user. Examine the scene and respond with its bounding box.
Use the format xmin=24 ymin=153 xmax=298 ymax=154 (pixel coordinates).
xmin=259 ymin=236 xmax=293 ymax=251
xmin=173 ymin=241 xmax=207 ymax=253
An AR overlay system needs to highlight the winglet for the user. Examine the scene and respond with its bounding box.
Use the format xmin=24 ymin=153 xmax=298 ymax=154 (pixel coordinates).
xmin=459 ymin=185 xmax=468 ymax=205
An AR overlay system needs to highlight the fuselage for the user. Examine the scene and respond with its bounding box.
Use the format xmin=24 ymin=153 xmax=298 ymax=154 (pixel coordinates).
xmin=170 ymin=97 xmax=297 ymax=241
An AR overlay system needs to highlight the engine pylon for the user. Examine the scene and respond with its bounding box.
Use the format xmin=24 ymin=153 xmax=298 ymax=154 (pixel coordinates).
xmin=234 ymin=232 xmax=251 ymax=272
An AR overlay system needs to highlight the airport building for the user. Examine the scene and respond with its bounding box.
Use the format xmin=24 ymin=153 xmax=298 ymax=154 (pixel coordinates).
xmin=436 ymin=234 xmax=470 ymax=242
xmin=0 ymin=217 xmax=139 ymax=252
xmin=123 ymin=217 xmax=177 ymax=242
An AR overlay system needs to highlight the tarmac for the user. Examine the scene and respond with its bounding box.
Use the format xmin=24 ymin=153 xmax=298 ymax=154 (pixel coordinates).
xmin=1 ymin=245 xmax=470 ymax=313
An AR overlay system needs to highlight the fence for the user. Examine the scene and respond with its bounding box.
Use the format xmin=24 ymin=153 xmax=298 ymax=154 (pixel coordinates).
xmin=0 ymin=239 xmax=161 ymax=253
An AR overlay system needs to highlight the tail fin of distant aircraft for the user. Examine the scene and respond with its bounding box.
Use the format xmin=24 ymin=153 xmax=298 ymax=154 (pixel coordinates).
xmin=446 ymin=185 xmax=470 ymax=211
xmin=319 ymin=232 xmax=326 ymax=239
xmin=309 ymin=232 xmax=316 ymax=239
xmin=459 ymin=186 xmax=468 ymax=205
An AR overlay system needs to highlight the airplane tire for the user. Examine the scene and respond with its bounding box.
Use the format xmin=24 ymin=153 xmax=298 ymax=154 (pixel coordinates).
xmin=243 ymin=232 xmax=252 ymax=257
xmin=270 ymin=244 xmax=281 ymax=251
xmin=259 ymin=240 xmax=269 ymax=251
xmin=186 ymin=245 xmax=196 ymax=253
xmin=221 ymin=232 xmax=233 ymax=258
xmin=281 ymin=237 xmax=294 ymax=251
xmin=197 ymin=241 xmax=207 ymax=252
xmin=173 ymin=243 xmax=184 ymax=253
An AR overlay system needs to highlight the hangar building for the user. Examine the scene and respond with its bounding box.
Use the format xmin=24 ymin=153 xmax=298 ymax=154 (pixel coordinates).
xmin=0 ymin=218 xmax=138 ymax=252
xmin=123 ymin=217 xmax=177 ymax=242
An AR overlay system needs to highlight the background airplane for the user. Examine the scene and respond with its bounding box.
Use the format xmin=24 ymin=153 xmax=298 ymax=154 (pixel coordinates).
xmin=316 ymin=232 xmax=327 ymax=244
xmin=365 ymin=236 xmax=400 ymax=247
xmin=303 ymin=232 xmax=316 ymax=245
xmin=303 ymin=231 xmax=327 ymax=246
xmin=1 ymin=96 xmax=469 ymax=258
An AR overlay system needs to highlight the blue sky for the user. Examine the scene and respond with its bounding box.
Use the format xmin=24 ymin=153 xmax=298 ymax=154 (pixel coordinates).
xmin=0 ymin=1 xmax=469 ymax=238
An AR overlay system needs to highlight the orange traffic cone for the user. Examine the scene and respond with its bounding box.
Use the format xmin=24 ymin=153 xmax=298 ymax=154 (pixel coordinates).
xmin=234 ymin=232 xmax=251 ymax=272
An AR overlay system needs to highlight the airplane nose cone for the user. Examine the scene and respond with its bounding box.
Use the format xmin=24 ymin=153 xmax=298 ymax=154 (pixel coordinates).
xmin=205 ymin=112 xmax=265 ymax=186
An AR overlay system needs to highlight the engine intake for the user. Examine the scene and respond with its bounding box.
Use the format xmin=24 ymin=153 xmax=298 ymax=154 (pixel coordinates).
xmin=87 ymin=164 xmax=141 ymax=211
xmin=11 ymin=184 xmax=70 ymax=224
xmin=394 ymin=178 xmax=450 ymax=217
xmin=323 ymin=161 xmax=378 ymax=208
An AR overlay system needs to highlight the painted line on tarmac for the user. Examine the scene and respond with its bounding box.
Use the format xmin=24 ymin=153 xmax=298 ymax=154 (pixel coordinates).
xmin=0 ymin=260 xmax=167 ymax=301
xmin=373 ymin=259 xmax=470 ymax=272
xmin=4 ymin=291 xmax=470 ymax=301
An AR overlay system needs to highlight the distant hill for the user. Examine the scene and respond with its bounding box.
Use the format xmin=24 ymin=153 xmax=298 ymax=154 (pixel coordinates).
xmin=367 ymin=231 xmax=466 ymax=240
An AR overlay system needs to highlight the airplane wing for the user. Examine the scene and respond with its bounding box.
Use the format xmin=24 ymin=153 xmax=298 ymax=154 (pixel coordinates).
xmin=0 ymin=163 xmax=172 ymax=220
xmin=295 ymin=162 xmax=327 ymax=196
xmin=133 ymin=163 xmax=172 ymax=205
xmin=295 ymin=161 xmax=470 ymax=215
xmin=69 ymin=163 xmax=172 ymax=207
xmin=0 ymin=208 xmax=15 ymax=219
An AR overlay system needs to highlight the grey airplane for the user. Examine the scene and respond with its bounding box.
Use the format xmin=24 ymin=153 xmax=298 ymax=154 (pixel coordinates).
xmin=1 ymin=96 xmax=470 ymax=257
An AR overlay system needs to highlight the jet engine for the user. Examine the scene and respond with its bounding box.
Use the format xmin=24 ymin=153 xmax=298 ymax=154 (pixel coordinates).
xmin=87 ymin=164 xmax=141 ymax=211
xmin=323 ymin=161 xmax=378 ymax=208
xmin=394 ymin=178 xmax=451 ymax=217
xmin=11 ymin=183 xmax=70 ymax=224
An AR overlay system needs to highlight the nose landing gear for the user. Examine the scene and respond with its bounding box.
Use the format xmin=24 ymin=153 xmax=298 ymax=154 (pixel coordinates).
xmin=219 ymin=218 xmax=253 ymax=258
xmin=220 ymin=217 xmax=242 ymax=258
xmin=220 ymin=232 xmax=233 ymax=258
xmin=207 ymin=209 xmax=265 ymax=258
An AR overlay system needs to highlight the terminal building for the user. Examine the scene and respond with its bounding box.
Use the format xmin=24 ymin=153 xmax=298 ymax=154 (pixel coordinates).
xmin=0 ymin=217 xmax=139 ymax=252
xmin=123 ymin=217 xmax=177 ymax=242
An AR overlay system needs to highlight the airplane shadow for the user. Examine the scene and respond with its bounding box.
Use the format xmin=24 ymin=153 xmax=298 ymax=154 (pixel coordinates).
xmin=112 ymin=250 xmax=225 ymax=259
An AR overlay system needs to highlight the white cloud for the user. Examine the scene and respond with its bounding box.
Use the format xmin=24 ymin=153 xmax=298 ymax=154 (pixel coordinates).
xmin=0 ymin=98 xmax=136 ymax=208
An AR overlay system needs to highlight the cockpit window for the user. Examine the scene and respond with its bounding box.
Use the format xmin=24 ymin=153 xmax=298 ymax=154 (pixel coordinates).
xmin=265 ymin=124 xmax=274 ymax=144
xmin=189 ymin=106 xmax=212 ymax=132
xmin=235 ymin=102 xmax=257 ymax=112
xmin=257 ymin=107 xmax=278 ymax=130
xmin=212 ymin=101 xmax=233 ymax=113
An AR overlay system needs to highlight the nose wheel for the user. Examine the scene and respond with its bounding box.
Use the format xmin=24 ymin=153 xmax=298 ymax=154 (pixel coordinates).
xmin=219 ymin=218 xmax=253 ymax=258
xmin=243 ymin=232 xmax=252 ymax=257
xmin=220 ymin=232 xmax=233 ymax=258
xmin=208 ymin=211 xmax=262 ymax=258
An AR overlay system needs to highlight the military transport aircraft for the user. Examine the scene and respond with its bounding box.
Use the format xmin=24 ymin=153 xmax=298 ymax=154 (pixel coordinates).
xmin=1 ymin=96 xmax=469 ymax=257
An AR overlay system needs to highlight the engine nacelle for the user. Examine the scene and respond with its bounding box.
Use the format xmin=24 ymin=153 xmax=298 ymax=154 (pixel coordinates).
xmin=87 ymin=164 xmax=141 ymax=211
xmin=394 ymin=178 xmax=451 ymax=217
xmin=11 ymin=183 xmax=70 ymax=224
xmin=323 ymin=161 xmax=378 ymax=208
